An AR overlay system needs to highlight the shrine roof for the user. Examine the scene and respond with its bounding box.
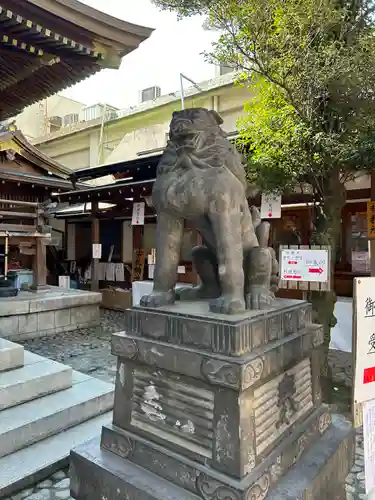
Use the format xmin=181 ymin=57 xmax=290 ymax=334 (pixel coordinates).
xmin=0 ymin=130 xmax=71 ymax=178
xmin=0 ymin=0 xmax=153 ymax=119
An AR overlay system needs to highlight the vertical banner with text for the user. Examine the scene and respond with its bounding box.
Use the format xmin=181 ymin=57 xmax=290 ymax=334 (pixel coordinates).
xmin=354 ymin=277 xmax=375 ymax=404
xmin=260 ymin=193 xmax=282 ymax=219
xmin=132 ymin=202 xmax=145 ymax=226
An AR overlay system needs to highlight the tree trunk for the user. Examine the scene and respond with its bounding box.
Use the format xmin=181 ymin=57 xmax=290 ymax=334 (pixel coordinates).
xmin=309 ymin=170 xmax=346 ymax=403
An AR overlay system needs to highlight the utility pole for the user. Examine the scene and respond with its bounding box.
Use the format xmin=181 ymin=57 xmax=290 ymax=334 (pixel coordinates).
xmin=179 ymin=73 xmax=203 ymax=110
xmin=97 ymin=103 xmax=108 ymax=165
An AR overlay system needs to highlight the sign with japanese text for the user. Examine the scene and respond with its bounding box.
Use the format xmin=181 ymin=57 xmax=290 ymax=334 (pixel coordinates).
xmin=363 ymin=399 xmax=375 ymax=494
xmin=354 ymin=277 xmax=375 ymax=404
xmin=260 ymin=193 xmax=282 ymax=219
xmin=132 ymin=202 xmax=145 ymax=226
xmin=92 ymin=243 xmax=102 ymax=259
xmin=368 ymin=202 xmax=375 ymax=240
xmin=131 ymin=249 xmax=145 ymax=282
xmin=280 ymin=248 xmax=329 ymax=283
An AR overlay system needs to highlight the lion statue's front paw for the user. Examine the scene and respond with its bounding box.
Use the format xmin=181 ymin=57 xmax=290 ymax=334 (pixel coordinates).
xmin=209 ymin=295 xmax=246 ymax=315
xmin=246 ymin=285 xmax=275 ymax=310
xmin=140 ymin=290 xmax=175 ymax=308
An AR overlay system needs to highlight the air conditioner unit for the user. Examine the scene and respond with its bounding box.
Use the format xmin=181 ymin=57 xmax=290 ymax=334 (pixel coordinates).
xmin=139 ymin=86 xmax=161 ymax=104
xmin=49 ymin=116 xmax=62 ymax=129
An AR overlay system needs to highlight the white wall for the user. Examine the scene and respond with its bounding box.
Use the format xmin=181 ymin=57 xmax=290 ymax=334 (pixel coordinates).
xmin=15 ymin=95 xmax=85 ymax=140
xmin=36 ymin=81 xmax=254 ymax=171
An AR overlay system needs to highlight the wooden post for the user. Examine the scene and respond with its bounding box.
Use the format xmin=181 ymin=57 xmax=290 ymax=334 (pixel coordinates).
xmin=32 ymin=237 xmax=47 ymax=289
xmin=91 ymin=200 xmax=100 ymax=292
xmin=371 ymin=171 xmax=375 ymax=277
xmin=4 ymin=234 xmax=9 ymax=278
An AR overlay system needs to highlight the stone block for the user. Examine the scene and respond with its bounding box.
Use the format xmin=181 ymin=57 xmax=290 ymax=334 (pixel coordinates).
xmin=0 ymin=412 xmax=112 ymax=499
xmin=125 ymin=299 xmax=311 ymax=356
xmin=0 ymin=300 xmax=29 ymax=317
xmin=70 ymin=438 xmax=200 ymax=500
xmin=54 ymin=308 xmax=71 ymax=328
xmin=37 ymin=311 xmax=55 ymax=332
xmin=0 ymin=339 xmax=24 ymax=372
xmin=18 ymin=314 xmax=38 ymax=335
xmin=111 ymin=321 xmax=324 ymax=478
xmin=69 ymin=299 xmax=353 ymax=500
xmin=0 ymin=376 xmax=113 ymax=458
xmin=0 ymin=316 xmax=20 ymax=338
xmin=111 ymin=359 xmax=323 ymax=478
xmin=0 ymin=359 xmax=72 ymax=410
xmin=71 ymin=305 xmax=99 ymax=327
xmin=71 ymin=414 xmax=354 ymax=500
xmin=112 ymin=323 xmax=324 ymax=391
xmin=28 ymin=289 xmax=102 ymax=313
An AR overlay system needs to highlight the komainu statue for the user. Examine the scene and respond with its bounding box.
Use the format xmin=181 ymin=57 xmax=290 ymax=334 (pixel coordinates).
xmin=140 ymin=108 xmax=279 ymax=314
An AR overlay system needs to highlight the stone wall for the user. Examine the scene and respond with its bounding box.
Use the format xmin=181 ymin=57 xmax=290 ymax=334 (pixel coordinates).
xmin=0 ymin=289 xmax=101 ymax=341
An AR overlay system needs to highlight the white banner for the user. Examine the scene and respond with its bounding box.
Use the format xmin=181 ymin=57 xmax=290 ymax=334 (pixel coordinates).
xmin=363 ymin=399 xmax=375 ymax=494
xmin=260 ymin=193 xmax=282 ymax=219
xmin=354 ymin=277 xmax=375 ymax=404
xmin=132 ymin=202 xmax=145 ymax=226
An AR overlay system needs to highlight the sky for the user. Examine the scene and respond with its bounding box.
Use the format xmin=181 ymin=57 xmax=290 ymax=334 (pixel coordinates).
xmin=60 ymin=0 xmax=218 ymax=109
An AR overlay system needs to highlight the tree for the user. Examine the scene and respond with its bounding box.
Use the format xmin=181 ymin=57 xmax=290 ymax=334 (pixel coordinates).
xmin=153 ymin=0 xmax=375 ymax=399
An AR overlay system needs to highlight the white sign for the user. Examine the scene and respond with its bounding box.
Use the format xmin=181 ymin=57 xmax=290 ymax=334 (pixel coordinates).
xmin=280 ymin=248 xmax=329 ymax=283
xmin=58 ymin=276 xmax=70 ymax=289
xmin=260 ymin=193 xmax=282 ymax=219
xmin=363 ymin=399 xmax=375 ymax=494
xmin=132 ymin=202 xmax=145 ymax=226
xmin=354 ymin=277 xmax=375 ymax=404
xmin=92 ymin=243 xmax=102 ymax=259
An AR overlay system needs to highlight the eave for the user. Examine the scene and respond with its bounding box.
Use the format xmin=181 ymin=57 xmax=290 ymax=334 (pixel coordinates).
xmin=0 ymin=0 xmax=153 ymax=119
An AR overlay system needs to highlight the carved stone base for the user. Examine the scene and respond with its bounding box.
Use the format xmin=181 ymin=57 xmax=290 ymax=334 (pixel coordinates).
xmin=70 ymin=414 xmax=354 ymax=500
xmin=69 ymin=299 xmax=354 ymax=499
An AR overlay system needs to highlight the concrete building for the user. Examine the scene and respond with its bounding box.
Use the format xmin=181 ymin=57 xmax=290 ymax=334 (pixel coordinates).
xmin=33 ymin=72 xmax=253 ymax=174
xmin=14 ymin=95 xmax=86 ymax=140
xmin=14 ymin=96 xmax=120 ymax=143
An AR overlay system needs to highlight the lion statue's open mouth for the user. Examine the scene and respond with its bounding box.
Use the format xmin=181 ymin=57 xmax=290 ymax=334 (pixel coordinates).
xmin=140 ymin=107 xmax=279 ymax=314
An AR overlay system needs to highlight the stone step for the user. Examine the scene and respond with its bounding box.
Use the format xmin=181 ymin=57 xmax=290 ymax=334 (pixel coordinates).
xmin=0 ymin=412 xmax=113 ymax=499
xmin=0 ymin=357 xmax=72 ymax=411
xmin=0 ymin=339 xmax=24 ymax=372
xmin=0 ymin=371 xmax=114 ymax=459
xmin=70 ymin=437 xmax=201 ymax=500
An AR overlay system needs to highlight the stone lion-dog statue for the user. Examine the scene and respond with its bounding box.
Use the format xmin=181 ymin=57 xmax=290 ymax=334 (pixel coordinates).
xmin=140 ymin=107 xmax=279 ymax=314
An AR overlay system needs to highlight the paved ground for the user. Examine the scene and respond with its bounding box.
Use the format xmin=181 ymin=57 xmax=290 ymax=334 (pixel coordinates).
xmin=2 ymin=310 xmax=365 ymax=500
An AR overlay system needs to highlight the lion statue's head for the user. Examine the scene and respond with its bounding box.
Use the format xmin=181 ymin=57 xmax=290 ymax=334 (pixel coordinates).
xmin=157 ymin=107 xmax=247 ymax=187
xmin=168 ymin=107 xmax=225 ymax=141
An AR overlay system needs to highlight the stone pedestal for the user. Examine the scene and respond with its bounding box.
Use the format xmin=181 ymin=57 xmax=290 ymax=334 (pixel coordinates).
xmin=70 ymin=299 xmax=354 ymax=500
xmin=0 ymin=287 xmax=101 ymax=341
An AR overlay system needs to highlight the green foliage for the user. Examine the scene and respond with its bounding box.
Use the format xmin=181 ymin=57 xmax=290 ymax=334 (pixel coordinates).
xmin=152 ymin=0 xmax=375 ymax=198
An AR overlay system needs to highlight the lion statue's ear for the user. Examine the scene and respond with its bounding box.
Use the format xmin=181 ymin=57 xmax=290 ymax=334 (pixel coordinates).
xmin=210 ymin=110 xmax=224 ymax=125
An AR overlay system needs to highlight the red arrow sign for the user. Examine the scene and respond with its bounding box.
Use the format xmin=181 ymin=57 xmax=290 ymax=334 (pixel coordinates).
xmin=309 ymin=267 xmax=323 ymax=274
xmin=288 ymin=260 xmax=298 ymax=265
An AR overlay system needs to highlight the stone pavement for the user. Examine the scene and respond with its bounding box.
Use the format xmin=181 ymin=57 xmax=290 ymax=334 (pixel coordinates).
xmin=7 ymin=470 xmax=70 ymax=500
xmin=1 ymin=310 xmax=365 ymax=500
